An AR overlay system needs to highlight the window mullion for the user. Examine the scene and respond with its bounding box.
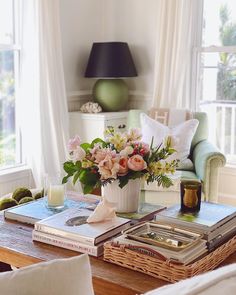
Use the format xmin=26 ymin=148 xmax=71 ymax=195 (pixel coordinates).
xmin=195 ymin=45 xmax=236 ymax=53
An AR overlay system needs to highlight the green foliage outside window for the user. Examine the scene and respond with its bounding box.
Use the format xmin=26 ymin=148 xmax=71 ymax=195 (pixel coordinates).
xmin=217 ymin=4 xmax=236 ymax=101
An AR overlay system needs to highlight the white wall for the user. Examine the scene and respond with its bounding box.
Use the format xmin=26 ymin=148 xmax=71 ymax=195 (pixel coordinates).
xmin=59 ymin=0 xmax=159 ymax=111
xmin=60 ymin=0 xmax=105 ymax=110
xmin=219 ymin=167 xmax=236 ymax=206
xmin=59 ymin=0 xmax=236 ymax=202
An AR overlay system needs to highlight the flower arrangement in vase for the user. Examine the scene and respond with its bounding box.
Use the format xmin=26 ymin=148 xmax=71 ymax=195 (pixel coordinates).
xmin=63 ymin=127 xmax=179 ymax=212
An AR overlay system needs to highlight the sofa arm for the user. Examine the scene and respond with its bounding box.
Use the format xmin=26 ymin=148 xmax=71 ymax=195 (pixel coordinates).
xmin=193 ymin=140 xmax=226 ymax=202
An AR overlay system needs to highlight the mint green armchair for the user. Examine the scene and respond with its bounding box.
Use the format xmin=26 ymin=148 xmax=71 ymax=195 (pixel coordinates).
xmin=127 ymin=109 xmax=226 ymax=203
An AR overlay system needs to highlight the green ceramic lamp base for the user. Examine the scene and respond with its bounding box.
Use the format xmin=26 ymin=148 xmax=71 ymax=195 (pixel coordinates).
xmin=93 ymin=79 xmax=128 ymax=112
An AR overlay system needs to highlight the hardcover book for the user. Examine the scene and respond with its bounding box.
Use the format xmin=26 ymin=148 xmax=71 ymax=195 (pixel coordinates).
xmin=32 ymin=230 xmax=104 ymax=257
xmin=34 ymin=207 xmax=130 ymax=246
xmin=155 ymin=202 xmax=236 ymax=239
xmin=117 ymin=203 xmax=166 ymax=223
xmin=4 ymin=193 xmax=100 ymax=225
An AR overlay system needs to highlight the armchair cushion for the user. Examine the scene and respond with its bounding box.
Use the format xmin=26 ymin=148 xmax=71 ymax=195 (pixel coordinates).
xmin=0 ymin=254 xmax=94 ymax=295
xmin=140 ymin=112 xmax=199 ymax=163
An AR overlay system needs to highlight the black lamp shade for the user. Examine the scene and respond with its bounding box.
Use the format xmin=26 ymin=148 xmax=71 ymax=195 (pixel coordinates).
xmin=85 ymin=42 xmax=137 ymax=78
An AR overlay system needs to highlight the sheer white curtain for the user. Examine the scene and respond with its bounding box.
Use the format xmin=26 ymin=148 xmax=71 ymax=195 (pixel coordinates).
xmin=20 ymin=0 xmax=69 ymax=187
xmin=152 ymin=0 xmax=203 ymax=109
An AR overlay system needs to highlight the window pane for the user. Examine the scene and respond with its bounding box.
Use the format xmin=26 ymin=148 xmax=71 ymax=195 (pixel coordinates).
xmin=203 ymin=0 xmax=236 ymax=46
xmin=0 ymin=50 xmax=17 ymax=167
xmin=0 ymin=0 xmax=14 ymax=44
xmin=200 ymin=52 xmax=236 ymax=101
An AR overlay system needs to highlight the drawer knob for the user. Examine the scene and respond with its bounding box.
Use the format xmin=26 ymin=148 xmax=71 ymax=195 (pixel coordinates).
xmin=118 ymin=124 xmax=126 ymax=129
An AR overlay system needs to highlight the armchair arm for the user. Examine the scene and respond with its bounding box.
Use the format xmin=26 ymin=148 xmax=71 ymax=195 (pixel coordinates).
xmin=193 ymin=140 xmax=226 ymax=202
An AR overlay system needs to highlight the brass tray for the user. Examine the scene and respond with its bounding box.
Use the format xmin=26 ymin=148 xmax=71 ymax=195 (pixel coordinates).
xmin=123 ymin=221 xmax=202 ymax=251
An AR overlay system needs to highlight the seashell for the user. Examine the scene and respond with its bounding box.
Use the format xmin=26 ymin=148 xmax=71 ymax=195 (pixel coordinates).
xmin=80 ymin=101 xmax=102 ymax=113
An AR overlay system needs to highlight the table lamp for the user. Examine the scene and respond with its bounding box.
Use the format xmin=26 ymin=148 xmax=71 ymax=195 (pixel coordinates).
xmin=84 ymin=42 xmax=137 ymax=111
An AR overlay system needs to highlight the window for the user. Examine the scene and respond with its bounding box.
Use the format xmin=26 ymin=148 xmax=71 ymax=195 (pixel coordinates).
xmin=197 ymin=0 xmax=236 ymax=164
xmin=0 ymin=0 xmax=22 ymax=169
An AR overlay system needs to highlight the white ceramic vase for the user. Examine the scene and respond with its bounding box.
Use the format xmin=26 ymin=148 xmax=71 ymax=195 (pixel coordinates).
xmin=102 ymin=179 xmax=141 ymax=213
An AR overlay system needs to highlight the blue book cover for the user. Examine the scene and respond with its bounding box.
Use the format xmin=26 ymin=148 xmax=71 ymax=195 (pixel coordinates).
xmin=4 ymin=194 xmax=99 ymax=225
xmin=156 ymin=202 xmax=236 ymax=232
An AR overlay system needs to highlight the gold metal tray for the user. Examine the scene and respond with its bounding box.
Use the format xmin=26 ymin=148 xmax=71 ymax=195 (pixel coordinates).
xmin=123 ymin=221 xmax=202 ymax=251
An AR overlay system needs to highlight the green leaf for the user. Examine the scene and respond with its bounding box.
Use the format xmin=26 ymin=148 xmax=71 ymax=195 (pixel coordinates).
xmin=118 ymin=177 xmax=129 ymax=188
xmin=79 ymin=169 xmax=98 ymax=185
xmin=150 ymin=136 xmax=154 ymax=150
xmin=156 ymin=175 xmax=173 ymax=188
xmin=91 ymin=138 xmax=106 ymax=148
xmin=129 ymin=171 xmax=143 ymax=180
xmin=83 ymin=184 xmax=95 ymax=194
xmin=80 ymin=143 xmax=91 ymax=152
xmin=73 ymin=171 xmax=81 ymax=185
xmin=75 ymin=161 xmax=82 ymax=169
xmin=63 ymin=161 xmax=76 ymax=174
xmin=62 ymin=175 xmax=70 ymax=184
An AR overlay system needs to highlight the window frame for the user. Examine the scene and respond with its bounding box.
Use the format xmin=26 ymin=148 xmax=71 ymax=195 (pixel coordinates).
xmin=195 ymin=44 xmax=236 ymax=164
xmin=0 ymin=0 xmax=23 ymax=170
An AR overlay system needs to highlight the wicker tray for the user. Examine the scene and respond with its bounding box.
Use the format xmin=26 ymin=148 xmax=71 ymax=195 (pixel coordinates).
xmin=103 ymin=235 xmax=236 ymax=283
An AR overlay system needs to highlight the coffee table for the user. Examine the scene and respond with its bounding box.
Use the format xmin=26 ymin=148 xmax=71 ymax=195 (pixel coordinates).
xmin=0 ymin=214 xmax=236 ymax=295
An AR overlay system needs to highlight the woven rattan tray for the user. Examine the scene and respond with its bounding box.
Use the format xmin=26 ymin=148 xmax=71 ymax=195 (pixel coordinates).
xmin=103 ymin=235 xmax=236 ymax=283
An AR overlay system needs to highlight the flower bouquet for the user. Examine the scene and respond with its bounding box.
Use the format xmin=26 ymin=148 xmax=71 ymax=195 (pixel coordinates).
xmin=63 ymin=127 xmax=179 ymax=195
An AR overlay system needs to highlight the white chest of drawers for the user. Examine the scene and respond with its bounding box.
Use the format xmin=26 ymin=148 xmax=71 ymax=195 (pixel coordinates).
xmin=69 ymin=111 xmax=128 ymax=143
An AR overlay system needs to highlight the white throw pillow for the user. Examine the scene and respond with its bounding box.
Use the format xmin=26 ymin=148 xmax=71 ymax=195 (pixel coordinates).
xmin=144 ymin=263 xmax=236 ymax=295
xmin=140 ymin=113 xmax=199 ymax=163
xmin=0 ymin=254 xmax=94 ymax=295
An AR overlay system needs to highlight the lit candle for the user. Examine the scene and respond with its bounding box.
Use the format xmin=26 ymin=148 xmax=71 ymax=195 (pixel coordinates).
xmin=48 ymin=184 xmax=65 ymax=207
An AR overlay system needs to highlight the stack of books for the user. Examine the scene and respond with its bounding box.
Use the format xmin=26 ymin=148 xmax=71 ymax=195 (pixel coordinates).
xmin=4 ymin=192 xmax=166 ymax=257
xmin=113 ymin=221 xmax=207 ymax=265
xmin=155 ymin=202 xmax=236 ymax=251
xmin=32 ymin=207 xmax=130 ymax=257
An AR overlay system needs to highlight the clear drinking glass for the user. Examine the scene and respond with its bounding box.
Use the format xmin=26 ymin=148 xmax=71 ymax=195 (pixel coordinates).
xmin=44 ymin=174 xmax=66 ymax=209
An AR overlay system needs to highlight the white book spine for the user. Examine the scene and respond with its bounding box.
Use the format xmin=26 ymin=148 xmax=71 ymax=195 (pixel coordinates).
xmin=32 ymin=230 xmax=103 ymax=257
xmin=34 ymin=223 xmax=95 ymax=246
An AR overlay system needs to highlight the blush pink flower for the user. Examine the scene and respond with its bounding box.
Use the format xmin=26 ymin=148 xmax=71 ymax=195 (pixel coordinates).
xmin=94 ymin=148 xmax=116 ymax=163
xmin=68 ymin=135 xmax=81 ymax=152
xmin=128 ymin=154 xmax=147 ymax=171
xmin=118 ymin=157 xmax=128 ymax=176
xmin=120 ymin=146 xmax=134 ymax=157
xmin=98 ymin=155 xmax=120 ymax=180
xmin=70 ymin=146 xmax=86 ymax=162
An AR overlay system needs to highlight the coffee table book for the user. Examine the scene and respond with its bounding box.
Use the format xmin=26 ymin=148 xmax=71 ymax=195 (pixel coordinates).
xmin=155 ymin=202 xmax=236 ymax=241
xmin=4 ymin=193 xmax=100 ymax=225
xmin=32 ymin=230 xmax=104 ymax=257
xmin=34 ymin=207 xmax=130 ymax=246
xmin=117 ymin=203 xmax=166 ymax=224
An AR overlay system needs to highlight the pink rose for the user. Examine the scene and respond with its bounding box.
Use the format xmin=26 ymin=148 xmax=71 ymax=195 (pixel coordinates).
xmin=94 ymin=148 xmax=116 ymax=163
xmin=68 ymin=135 xmax=81 ymax=152
xmin=118 ymin=157 xmax=128 ymax=176
xmin=98 ymin=155 xmax=120 ymax=180
xmin=128 ymin=154 xmax=147 ymax=171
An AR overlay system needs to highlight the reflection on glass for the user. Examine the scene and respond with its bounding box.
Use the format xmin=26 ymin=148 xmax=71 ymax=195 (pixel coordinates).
xmin=0 ymin=0 xmax=14 ymax=44
xmin=201 ymin=52 xmax=236 ymax=101
xmin=203 ymin=0 xmax=236 ymax=47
